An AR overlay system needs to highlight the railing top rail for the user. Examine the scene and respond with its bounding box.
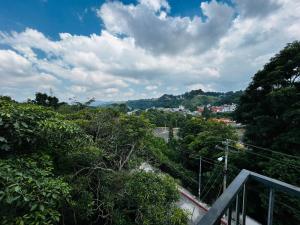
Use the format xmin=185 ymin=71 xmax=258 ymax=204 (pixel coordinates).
xmin=198 ymin=169 xmax=250 ymax=225
xmin=249 ymin=171 xmax=300 ymax=198
xmin=198 ymin=169 xmax=300 ymax=225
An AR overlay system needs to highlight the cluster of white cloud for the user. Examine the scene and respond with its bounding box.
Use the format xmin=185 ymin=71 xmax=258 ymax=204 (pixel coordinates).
xmin=0 ymin=0 xmax=300 ymax=101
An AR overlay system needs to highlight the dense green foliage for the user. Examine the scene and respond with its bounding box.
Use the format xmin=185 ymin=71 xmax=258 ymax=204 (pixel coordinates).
xmin=235 ymin=41 xmax=300 ymax=225
xmin=176 ymin=117 xmax=238 ymax=197
xmin=0 ymin=154 xmax=71 ymax=224
xmin=0 ymin=98 xmax=188 ymax=225
xmin=0 ymin=101 xmax=58 ymax=153
xmin=29 ymin=92 xmax=61 ymax=109
xmin=236 ymin=41 xmax=300 ymax=155
xmin=140 ymin=109 xmax=190 ymax=127
xmin=113 ymin=172 xmax=187 ymax=225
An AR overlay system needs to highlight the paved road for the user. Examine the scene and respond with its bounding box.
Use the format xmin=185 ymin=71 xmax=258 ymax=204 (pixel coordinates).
xmin=177 ymin=188 xmax=261 ymax=225
xmin=177 ymin=188 xmax=212 ymax=225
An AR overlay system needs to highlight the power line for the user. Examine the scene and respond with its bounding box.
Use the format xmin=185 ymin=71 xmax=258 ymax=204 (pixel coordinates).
xmin=227 ymin=139 xmax=300 ymax=160
xmin=201 ymin=156 xmax=216 ymax=163
xmin=201 ymin=157 xmax=223 ymax=169
xmin=228 ymin=144 xmax=300 ymax=169
xmin=201 ymin=170 xmax=223 ymax=201
xmin=216 ymin=141 xmax=300 ymax=170
xmin=227 ymin=144 xmax=300 ymax=170
xmin=201 ymin=169 xmax=220 ymax=195
xmin=201 ymin=168 xmax=221 ymax=196
xmin=201 ymin=158 xmax=215 ymax=165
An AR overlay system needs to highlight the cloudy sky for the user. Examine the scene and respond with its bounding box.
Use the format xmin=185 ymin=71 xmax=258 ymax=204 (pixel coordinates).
xmin=0 ymin=0 xmax=299 ymax=102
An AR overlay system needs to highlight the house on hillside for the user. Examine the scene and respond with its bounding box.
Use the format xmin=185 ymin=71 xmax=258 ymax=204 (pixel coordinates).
xmin=210 ymin=106 xmax=224 ymax=113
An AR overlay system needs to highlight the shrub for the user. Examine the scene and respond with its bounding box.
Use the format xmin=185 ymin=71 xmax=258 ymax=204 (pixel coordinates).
xmin=0 ymin=154 xmax=71 ymax=224
xmin=0 ymin=100 xmax=59 ymax=153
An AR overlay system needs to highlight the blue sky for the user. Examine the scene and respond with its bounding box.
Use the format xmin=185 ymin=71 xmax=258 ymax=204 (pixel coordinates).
xmin=0 ymin=0 xmax=299 ymax=101
xmin=0 ymin=0 xmax=225 ymax=38
xmin=0 ymin=0 xmax=102 ymax=38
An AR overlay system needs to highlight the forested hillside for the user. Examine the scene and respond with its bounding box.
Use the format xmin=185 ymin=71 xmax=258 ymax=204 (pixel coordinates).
xmin=126 ymin=90 xmax=243 ymax=110
xmin=0 ymin=42 xmax=299 ymax=225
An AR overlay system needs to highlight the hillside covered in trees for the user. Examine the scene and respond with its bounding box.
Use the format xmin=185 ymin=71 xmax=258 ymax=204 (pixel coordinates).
xmin=126 ymin=90 xmax=243 ymax=110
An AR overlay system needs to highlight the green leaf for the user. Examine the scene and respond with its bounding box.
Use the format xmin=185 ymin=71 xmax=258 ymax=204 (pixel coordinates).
xmin=39 ymin=204 xmax=45 ymax=212
xmin=13 ymin=122 xmax=20 ymax=129
xmin=0 ymin=143 xmax=10 ymax=151
xmin=30 ymin=204 xmax=38 ymax=211
xmin=21 ymin=122 xmax=28 ymax=128
xmin=14 ymin=186 xmax=21 ymax=192
xmin=0 ymin=136 xmax=7 ymax=143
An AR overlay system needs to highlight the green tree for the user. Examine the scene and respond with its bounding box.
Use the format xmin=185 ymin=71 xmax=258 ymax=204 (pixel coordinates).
xmin=0 ymin=98 xmax=189 ymax=225
xmin=235 ymin=41 xmax=300 ymax=156
xmin=33 ymin=92 xmax=60 ymax=109
xmin=235 ymin=41 xmax=300 ymax=225
xmin=202 ymin=106 xmax=211 ymax=118
xmin=113 ymin=172 xmax=188 ymax=225
xmin=0 ymin=100 xmax=58 ymax=153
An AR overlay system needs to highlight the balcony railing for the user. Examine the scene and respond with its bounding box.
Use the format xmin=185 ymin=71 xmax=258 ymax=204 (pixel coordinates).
xmin=198 ymin=169 xmax=300 ymax=225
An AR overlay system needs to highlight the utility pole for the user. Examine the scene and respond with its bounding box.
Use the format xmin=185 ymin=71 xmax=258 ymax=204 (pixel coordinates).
xmin=223 ymin=139 xmax=229 ymax=193
xmin=198 ymin=156 xmax=202 ymax=200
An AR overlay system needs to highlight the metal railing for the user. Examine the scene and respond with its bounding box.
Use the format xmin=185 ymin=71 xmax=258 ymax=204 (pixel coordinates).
xmin=198 ymin=169 xmax=300 ymax=225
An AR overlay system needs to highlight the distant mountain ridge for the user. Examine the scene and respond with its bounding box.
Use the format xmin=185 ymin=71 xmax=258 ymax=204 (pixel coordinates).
xmin=126 ymin=89 xmax=243 ymax=110
xmin=91 ymin=100 xmax=120 ymax=106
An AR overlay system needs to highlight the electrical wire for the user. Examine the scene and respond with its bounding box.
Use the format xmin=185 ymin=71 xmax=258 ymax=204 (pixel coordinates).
xmin=201 ymin=158 xmax=224 ymax=169
xmin=197 ymin=156 xmax=224 ymax=200
xmin=201 ymin=170 xmax=223 ymax=201
xmin=227 ymin=144 xmax=300 ymax=170
xmin=201 ymin=168 xmax=222 ymax=197
xmin=227 ymin=139 xmax=300 ymax=160
xmin=201 ymin=156 xmax=216 ymax=163
xmin=201 ymin=171 xmax=223 ymax=201
xmin=228 ymin=143 xmax=300 ymax=169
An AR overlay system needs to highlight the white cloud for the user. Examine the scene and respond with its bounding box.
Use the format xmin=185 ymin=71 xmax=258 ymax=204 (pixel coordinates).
xmin=235 ymin=0 xmax=281 ymax=18
xmin=104 ymin=88 xmax=119 ymax=94
xmin=0 ymin=50 xmax=58 ymax=89
xmin=0 ymin=0 xmax=300 ymax=101
xmin=145 ymin=85 xmax=158 ymax=91
xmin=98 ymin=0 xmax=234 ymax=55
xmin=0 ymin=49 xmax=31 ymax=75
xmin=139 ymin=0 xmax=170 ymax=12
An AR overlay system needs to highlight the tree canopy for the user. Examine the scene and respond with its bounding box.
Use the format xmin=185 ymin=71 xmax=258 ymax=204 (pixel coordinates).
xmin=0 ymin=98 xmax=188 ymax=225
xmin=235 ymin=41 xmax=300 ymax=224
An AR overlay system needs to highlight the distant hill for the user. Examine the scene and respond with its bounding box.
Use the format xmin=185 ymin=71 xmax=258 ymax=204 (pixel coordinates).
xmin=126 ymin=89 xmax=243 ymax=110
xmin=91 ymin=100 xmax=120 ymax=107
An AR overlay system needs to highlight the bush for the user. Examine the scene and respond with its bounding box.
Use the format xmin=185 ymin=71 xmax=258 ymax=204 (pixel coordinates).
xmin=0 ymin=154 xmax=71 ymax=224
xmin=0 ymin=100 xmax=59 ymax=153
xmin=113 ymin=171 xmax=188 ymax=225
xmin=0 ymin=100 xmax=92 ymax=156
